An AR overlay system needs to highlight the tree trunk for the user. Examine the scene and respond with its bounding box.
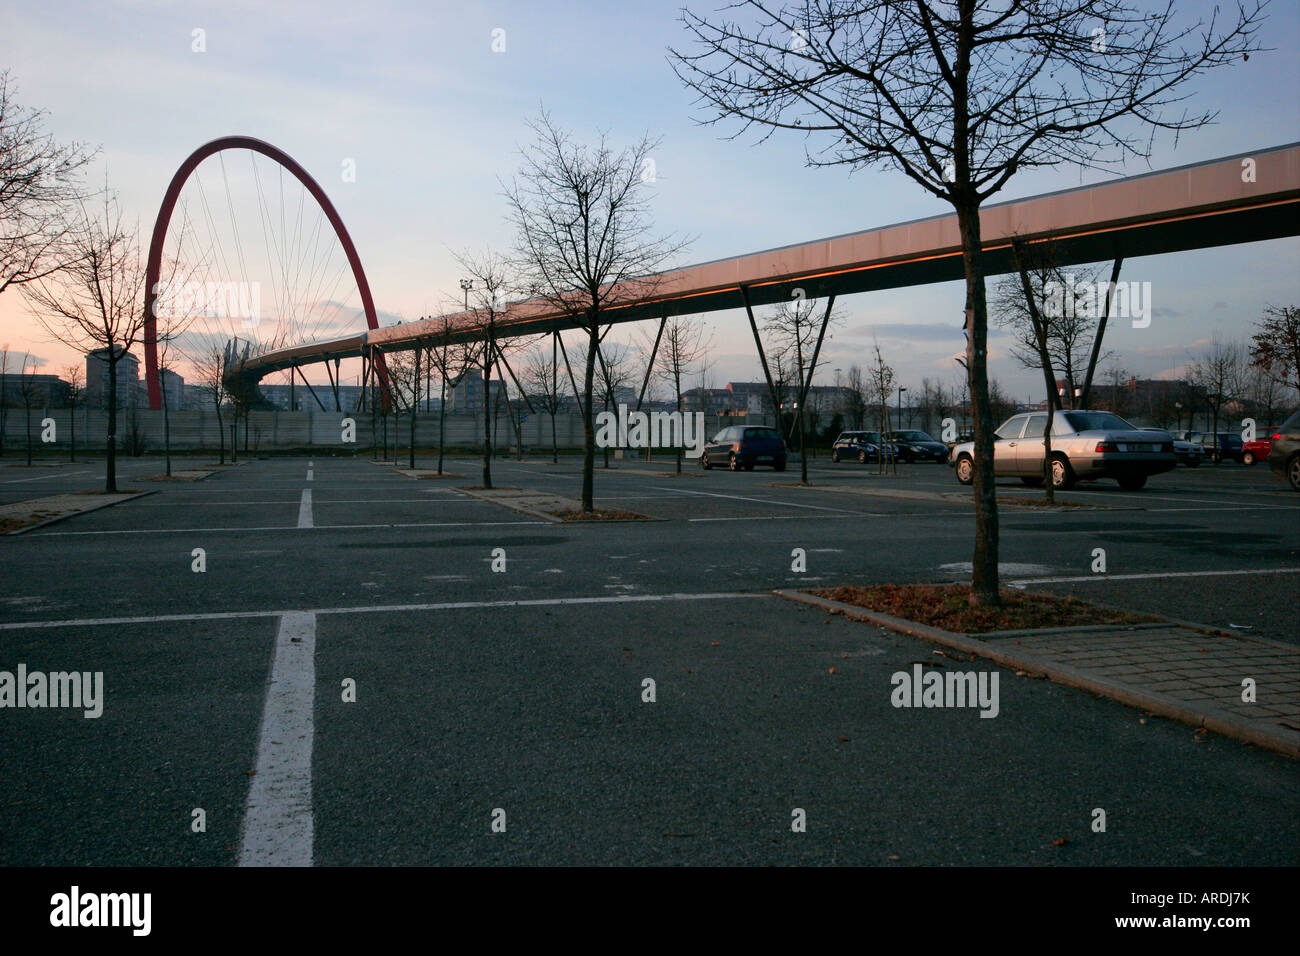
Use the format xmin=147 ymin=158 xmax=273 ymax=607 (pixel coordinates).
xmin=581 ymin=322 xmax=597 ymax=511
xmin=69 ymin=399 xmax=76 ymax=462
xmin=482 ymin=336 xmax=494 ymax=489
xmin=105 ymin=356 xmax=118 ymax=492
xmin=24 ymin=402 xmax=32 ymax=466
xmin=163 ymin=383 xmax=172 ymax=477
xmin=956 ymin=199 xmax=999 ymax=607
xmin=437 ymin=374 xmax=446 ymax=475
xmin=215 ymin=401 xmax=225 ymax=465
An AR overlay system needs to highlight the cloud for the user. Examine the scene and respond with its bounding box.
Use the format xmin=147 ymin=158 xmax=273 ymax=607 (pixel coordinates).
xmin=845 ymin=322 xmax=1005 ymax=342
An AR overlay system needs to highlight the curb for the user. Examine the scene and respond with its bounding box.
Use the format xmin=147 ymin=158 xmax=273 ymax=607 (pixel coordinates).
xmin=774 ymin=589 xmax=1300 ymax=759
xmin=6 ymin=490 xmax=158 ymax=536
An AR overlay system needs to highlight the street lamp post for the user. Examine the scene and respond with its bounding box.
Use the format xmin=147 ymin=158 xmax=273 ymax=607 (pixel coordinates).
xmin=897 ymin=386 xmax=907 ymax=431
xmin=459 ymin=278 xmax=473 ymax=311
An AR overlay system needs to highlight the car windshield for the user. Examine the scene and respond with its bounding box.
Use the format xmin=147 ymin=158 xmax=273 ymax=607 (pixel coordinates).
xmin=861 ymin=432 xmax=882 ymax=442
xmin=1062 ymin=411 xmax=1135 ymax=432
xmin=744 ymin=427 xmax=780 ymax=441
xmin=892 ymin=431 xmax=934 ymax=442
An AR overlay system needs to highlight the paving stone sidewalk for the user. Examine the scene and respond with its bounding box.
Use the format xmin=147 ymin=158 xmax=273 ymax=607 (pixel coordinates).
xmin=991 ymin=625 xmax=1299 ymax=750
xmin=778 ymin=590 xmax=1300 ymax=757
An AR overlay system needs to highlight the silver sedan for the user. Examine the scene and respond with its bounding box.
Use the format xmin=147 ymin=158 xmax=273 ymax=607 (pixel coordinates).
xmin=948 ymin=410 xmax=1176 ymax=491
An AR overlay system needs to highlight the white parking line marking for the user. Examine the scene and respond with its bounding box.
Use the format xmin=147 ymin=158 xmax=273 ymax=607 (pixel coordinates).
xmin=239 ymin=611 xmax=316 ymax=867
xmin=306 ymin=468 xmax=313 ymax=481
xmin=2 ymin=470 xmax=93 ymax=484
xmin=655 ymin=486 xmax=860 ymax=513
xmin=28 ymin=520 xmax=550 ymax=536
xmin=297 ymin=490 xmax=313 ymax=528
xmin=0 ymin=591 xmax=763 ymax=630
xmin=1009 ymin=567 xmax=1300 ymax=586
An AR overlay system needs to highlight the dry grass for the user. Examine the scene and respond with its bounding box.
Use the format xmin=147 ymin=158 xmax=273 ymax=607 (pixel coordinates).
xmin=556 ymin=508 xmax=650 ymax=521
xmin=812 ymin=583 xmax=1156 ymax=634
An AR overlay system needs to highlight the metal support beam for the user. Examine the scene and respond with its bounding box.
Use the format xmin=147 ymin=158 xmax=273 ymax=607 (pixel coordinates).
xmin=636 ymin=316 xmax=667 ymax=412
xmin=740 ymin=284 xmax=782 ymax=425
xmin=300 ymin=369 xmax=328 ymax=412
xmin=555 ymin=326 xmax=585 ymax=420
xmin=1079 ymin=256 xmax=1124 ymax=409
xmin=493 ymin=340 xmax=536 ymax=414
xmin=796 ymin=294 xmax=836 ymax=413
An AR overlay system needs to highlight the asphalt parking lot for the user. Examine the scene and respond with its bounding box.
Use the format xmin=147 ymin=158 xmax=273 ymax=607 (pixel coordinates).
xmin=1 ymin=453 xmax=1297 ymax=865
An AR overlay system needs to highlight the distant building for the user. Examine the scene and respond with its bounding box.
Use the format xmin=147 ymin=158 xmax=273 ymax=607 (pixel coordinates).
xmin=159 ymin=369 xmax=185 ymax=409
xmin=85 ymin=347 xmax=139 ymax=409
xmin=258 ymin=383 xmax=365 ymax=412
xmin=0 ymin=373 xmax=70 ymax=408
xmin=447 ymin=369 xmax=506 ymax=412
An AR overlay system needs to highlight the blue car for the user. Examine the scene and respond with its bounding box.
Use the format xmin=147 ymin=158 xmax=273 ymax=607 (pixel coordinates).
xmin=700 ymin=425 xmax=787 ymax=471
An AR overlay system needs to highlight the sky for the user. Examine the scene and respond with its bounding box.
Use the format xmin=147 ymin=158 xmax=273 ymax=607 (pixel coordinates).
xmin=2 ymin=0 xmax=1298 ymax=406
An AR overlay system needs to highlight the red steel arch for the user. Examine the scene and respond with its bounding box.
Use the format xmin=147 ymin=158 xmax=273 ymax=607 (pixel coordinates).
xmin=143 ymin=135 xmax=386 ymax=409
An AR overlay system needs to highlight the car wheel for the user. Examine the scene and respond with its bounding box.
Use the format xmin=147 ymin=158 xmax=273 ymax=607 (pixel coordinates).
xmin=729 ymin=452 xmax=740 ymax=471
xmin=1186 ymin=459 xmax=1199 ymax=468
xmin=700 ymin=453 xmax=711 ymax=470
xmin=1117 ymin=474 xmax=1147 ymax=491
xmin=1242 ymin=452 xmax=1254 ymax=465
xmin=1212 ymin=450 xmax=1222 ymax=464
xmin=858 ymin=449 xmax=867 ymax=464
xmin=1288 ymin=454 xmax=1300 ymax=492
xmin=955 ymin=455 xmax=973 ymax=485
xmin=744 ymin=462 xmax=755 ymax=471
xmin=774 ymin=459 xmax=787 ymax=472
xmin=831 ymin=450 xmax=839 ymax=463
xmin=1020 ymin=476 xmax=1044 ymax=487
xmin=1049 ymin=455 xmax=1076 ymax=490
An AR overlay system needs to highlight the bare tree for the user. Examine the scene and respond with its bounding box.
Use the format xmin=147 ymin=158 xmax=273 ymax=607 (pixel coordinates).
xmin=524 ymin=339 xmax=564 ymax=464
xmin=866 ymin=339 xmax=897 ymax=475
xmin=1187 ymin=339 xmax=1247 ymax=462
xmin=1250 ymin=304 xmax=1300 ymax=399
xmin=187 ymin=335 xmax=231 ymax=465
xmin=843 ymin=365 xmax=869 ymax=430
xmin=424 ymin=317 xmax=474 ymax=475
xmin=643 ymin=317 xmax=712 ymax=472
xmin=17 ymin=353 xmax=39 ymax=466
xmin=453 ymin=248 xmax=519 ymax=488
xmin=762 ymin=294 xmax=841 ymax=482
xmin=505 ymin=108 xmax=688 ymax=511
xmin=0 ymin=344 xmax=11 ymax=458
xmin=671 ymin=0 xmax=1265 ymax=604
xmin=64 ymin=363 xmax=82 ymax=462
xmin=0 ymin=71 xmax=96 ymax=299
xmin=23 ymin=191 xmax=146 ymax=492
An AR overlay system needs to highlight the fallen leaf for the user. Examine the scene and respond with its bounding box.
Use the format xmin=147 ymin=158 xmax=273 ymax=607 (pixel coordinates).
xmin=828 ymin=666 xmax=838 ymax=674
xmin=1052 ymin=836 xmax=1069 ymax=846
xmin=837 ymin=734 xmax=850 ymax=742
xmin=887 ymin=854 xmax=900 ymax=861
xmin=711 ymin=642 xmax=720 ymax=646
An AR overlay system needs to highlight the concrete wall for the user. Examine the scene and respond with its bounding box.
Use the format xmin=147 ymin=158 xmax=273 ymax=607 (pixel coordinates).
xmin=0 ymin=406 xmax=776 ymax=454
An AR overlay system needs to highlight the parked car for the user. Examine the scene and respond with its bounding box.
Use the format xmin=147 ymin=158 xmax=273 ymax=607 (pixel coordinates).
xmin=1178 ymin=431 xmax=1245 ymax=464
xmin=831 ymin=430 xmax=893 ymax=463
xmin=886 ymin=430 xmax=950 ymax=463
xmin=1139 ymin=427 xmax=1202 ymax=467
xmin=700 ymin=425 xmax=787 ymax=471
xmin=948 ymin=409 xmax=1176 ymax=490
xmin=1267 ymin=409 xmax=1300 ymax=491
xmin=1242 ymin=434 xmax=1272 ymax=465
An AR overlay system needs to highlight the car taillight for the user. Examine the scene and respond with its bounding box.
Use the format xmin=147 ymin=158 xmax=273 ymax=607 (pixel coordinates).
xmin=1095 ymin=441 xmax=1117 ymax=452
xmin=1273 ymin=433 xmax=1282 ymax=441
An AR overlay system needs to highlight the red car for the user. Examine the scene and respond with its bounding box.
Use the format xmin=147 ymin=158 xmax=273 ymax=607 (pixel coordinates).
xmin=1243 ymin=436 xmax=1272 ymax=465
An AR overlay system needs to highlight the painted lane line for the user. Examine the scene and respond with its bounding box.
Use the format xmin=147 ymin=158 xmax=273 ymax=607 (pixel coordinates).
xmin=2 ymin=470 xmax=93 ymax=484
xmin=27 ymin=519 xmax=551 ymax=536
xmin=1009 ymin=567 xmax=1300 ymax=586
xmin=306 ymin=468 xmax=313 ymax=481
xmin=0 ymin=591 xmax=764 ymax=631
xmin=654 ymin=486 xmax=860 ymax=514
xmin=297 ymin=490 xmax=313 ymax=529
xmin=239 ymin=611 xmax=316 ymax=867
